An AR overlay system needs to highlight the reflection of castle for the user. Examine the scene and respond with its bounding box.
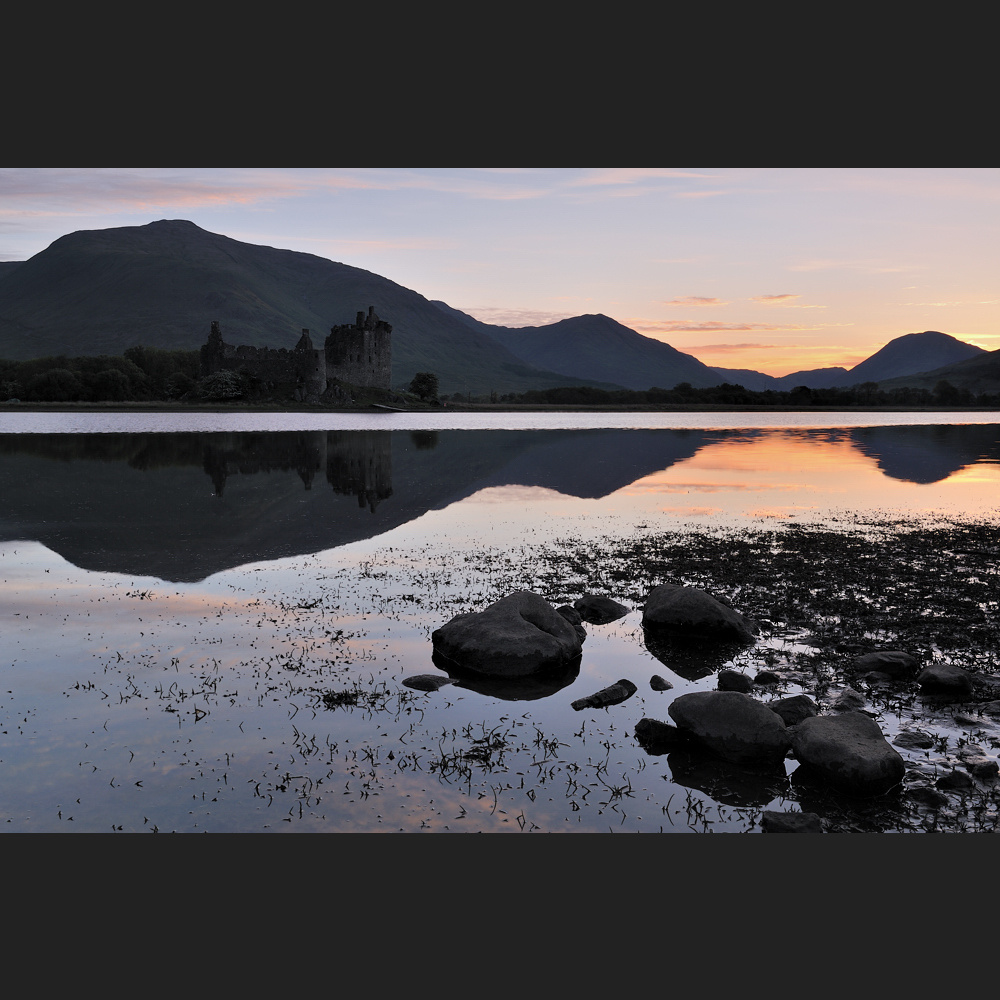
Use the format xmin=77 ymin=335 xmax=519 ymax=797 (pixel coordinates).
xmin=200 ymin=307 xmax=391 ymax=402
xmin=201 ymin=431 xmax=393 ymax=511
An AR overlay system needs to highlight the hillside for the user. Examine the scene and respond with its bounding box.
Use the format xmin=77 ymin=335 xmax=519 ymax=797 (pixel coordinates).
xmin=432 ymin=301 xmax=726 ymax=390
xmin=876 ymin=347 xmax=1000 ymax=394
xmin=0 ymin=220 xmax=619 ymax=396
xmin=845 ymin=331 xmax=985 ymax=384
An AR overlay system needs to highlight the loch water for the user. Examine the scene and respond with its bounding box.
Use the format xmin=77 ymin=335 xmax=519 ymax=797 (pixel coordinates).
xmin=2 ymin=411 xmax=999 ymax=832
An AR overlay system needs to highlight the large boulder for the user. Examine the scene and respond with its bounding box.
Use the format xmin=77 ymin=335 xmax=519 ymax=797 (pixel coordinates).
xmin=667 ymin=690 xmax=791 ymax=763
xmin=789 ymin=711 xmax=905 ymax=796
xmin=431 ymin=591 xmax=583 ymax=678
xmin=643 ymin=584 xmax=758 ymax=643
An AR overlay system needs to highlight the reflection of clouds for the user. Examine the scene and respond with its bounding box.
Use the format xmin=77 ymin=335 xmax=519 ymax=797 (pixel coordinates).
xmin=465 ymin=485 xmax=569 ymax=503
xmin=747 ymin=506 xmax=819 ymax=519
xmin=658 ymin=506 xmax=722 ymax=516
xmin=623 ymin=481 xmax=801 ymax=494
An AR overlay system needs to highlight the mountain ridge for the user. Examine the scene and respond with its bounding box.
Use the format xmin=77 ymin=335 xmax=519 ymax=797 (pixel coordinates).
xmin=0 ymin=220 xmax=993 ymax=396
xmin=0 ymin=220 xmax=622 ymax=396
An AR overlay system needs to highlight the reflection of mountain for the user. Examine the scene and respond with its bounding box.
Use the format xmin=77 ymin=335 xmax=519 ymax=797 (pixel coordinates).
xmin=1 ymin=424 xmax=997 ymax=581
xmin=0 ymin=428 xmax=727 ymax=582
xmin=848 ymin=425 xmax=1000 ymax=483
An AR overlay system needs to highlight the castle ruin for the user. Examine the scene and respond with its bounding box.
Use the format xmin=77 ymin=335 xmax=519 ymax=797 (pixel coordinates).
xmin=200 ymin=306 xmax=391 ymax=402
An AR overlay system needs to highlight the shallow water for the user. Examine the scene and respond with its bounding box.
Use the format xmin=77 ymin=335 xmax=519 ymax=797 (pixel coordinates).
xmin=2 ymin=413 xmax=999 ymax=832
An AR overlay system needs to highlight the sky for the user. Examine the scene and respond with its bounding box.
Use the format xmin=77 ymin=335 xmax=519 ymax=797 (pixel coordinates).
xmin=1 ymin=167 xmax=997 ymax=377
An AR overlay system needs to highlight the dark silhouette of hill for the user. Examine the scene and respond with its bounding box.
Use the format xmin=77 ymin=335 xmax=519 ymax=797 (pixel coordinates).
xmin=711 ymin=331 xmax=986 ymax=391
xmin=876 ymin=347 xmax=1000 ymax=395
xmin=0 ymin=220 xmax=619 ymax=397
xmin=432 ymin=301 xmax=727 ymax=390
xmin=845 ymin=331 xmax=985 ymax=384
xmin=2 ymin=220 xmax=990 ymax=398
xmin=434 ymin=301 xmax=989 ymax=394
xmin=709 ymin=365 xmax=851 ymax=391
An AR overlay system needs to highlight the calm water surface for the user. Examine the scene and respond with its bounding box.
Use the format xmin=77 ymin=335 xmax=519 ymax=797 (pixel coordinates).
xmin=2 ymin=411 xmax=999 ymax=832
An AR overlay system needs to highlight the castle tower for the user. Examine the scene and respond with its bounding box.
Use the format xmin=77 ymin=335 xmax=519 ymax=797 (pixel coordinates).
xmin=325 ymin=306 xmax=392 ymax=390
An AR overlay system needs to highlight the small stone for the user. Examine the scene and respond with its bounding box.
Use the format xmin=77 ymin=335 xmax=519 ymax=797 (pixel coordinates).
xmin=936 ymin=769 xmax=974 ymax=790
xmin=754 ymin=670 xmax=782 ymax=686
xmin=917 ymin=663 xmax=974 ymax=697
xmin=852 ymin=650 xmax=920 ymax=679
xmin=571 ymin=678 xmax=637 ymax=711
xmin=573 ymin=594 xmax=630 ymax=624
xmin=718 ymin=669 xmax=753 ymax=693
xmin=767 ymin=694 xmax=818 ymax=726
xmin=831 ymin=687 xmax=865 ymax=711
xmin=893 ymin=729 xmax=937 ymax=750
xmin=650 ymin=675 xmax=673 ymax=691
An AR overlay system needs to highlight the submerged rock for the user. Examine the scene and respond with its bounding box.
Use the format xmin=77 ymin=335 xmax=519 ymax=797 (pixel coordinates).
xmin=761 ymin=810 xmax=824 ymax=833
xmin=431 ymin=591 xmax=584 ymax=678
xmin=643 ymin=584 xmax=758 ymax=643
xmin=667 ymin=690 xmax=791 ymax=763
xmin=571 ymin=678 xmax=638 ymax=711
xmin=790 ymin=711 xmax=905 ymax=796
xmin=402 ymin=674 xmax=455 ymax=692
xmin=573 ymin=593 xmax=630 ymax=624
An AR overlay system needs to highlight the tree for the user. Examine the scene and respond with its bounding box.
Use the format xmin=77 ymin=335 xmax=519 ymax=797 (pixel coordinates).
xmin=199 ymin=369 xmax=244 ymax=401
xmin=408 ymin=372 xmax=439 ymax=401
xmin=27 ymin=368 xmax=82 ymax=402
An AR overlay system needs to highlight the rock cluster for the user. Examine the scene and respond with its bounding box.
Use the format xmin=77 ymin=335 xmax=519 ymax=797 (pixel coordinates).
xmin=428 ymin=585 xmax=996 ymax=826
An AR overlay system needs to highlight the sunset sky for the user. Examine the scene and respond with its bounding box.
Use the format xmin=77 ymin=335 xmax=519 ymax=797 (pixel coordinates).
xmin=1 ymin=167 xmax=997 ymax=377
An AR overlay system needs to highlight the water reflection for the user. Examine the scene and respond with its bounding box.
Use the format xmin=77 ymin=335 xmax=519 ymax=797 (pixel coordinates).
xmin=431 ymin=650 xmax=582 ymax=701
xmin=1 ymin=424 xmax=999 ymax=582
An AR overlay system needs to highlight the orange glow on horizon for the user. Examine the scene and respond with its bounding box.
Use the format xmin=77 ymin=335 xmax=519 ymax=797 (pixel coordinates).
xmin=668 ymin=340 xmax=870 ymax=378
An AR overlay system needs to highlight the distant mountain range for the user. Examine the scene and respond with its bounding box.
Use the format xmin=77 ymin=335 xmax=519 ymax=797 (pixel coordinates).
xmin=0 ymin=219 xmax=995 ymax=396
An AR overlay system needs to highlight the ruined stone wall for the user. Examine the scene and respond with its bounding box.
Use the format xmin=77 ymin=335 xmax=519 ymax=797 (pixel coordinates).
xmin=200 ymin=308 xmax=391 ymax=398
xmin=201 ymin=323 xmax=327 ymax=401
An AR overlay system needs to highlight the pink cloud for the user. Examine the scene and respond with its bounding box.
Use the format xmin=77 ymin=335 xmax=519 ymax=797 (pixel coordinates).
xmin=663 ymin=296 xmax=727 ymax=306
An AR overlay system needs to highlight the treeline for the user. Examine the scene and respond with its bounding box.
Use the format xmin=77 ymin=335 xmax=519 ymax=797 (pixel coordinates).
xmin=0 ymin=346 xmax=201 ymax=402
xmin=511 ymin=379 xmax=1000 ymax=408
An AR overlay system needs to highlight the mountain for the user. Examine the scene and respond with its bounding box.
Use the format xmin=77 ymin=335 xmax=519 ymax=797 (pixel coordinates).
xmin=714 ymin=332 xmax=986 ymax=391
xmin=3 ymin=220 xmax=991 ymax=398
xmin=843 ymin=331 xmax=985 ymax=384
xmin=0 ymin=220 xmax=621 ymax=396
xmin=875 ymin=347 xmax=1000 ymax=394
xmin=709 ymin=366 xmax=851 ymax=391
xmin=431 ymin=301 xmax=727 ymax=390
